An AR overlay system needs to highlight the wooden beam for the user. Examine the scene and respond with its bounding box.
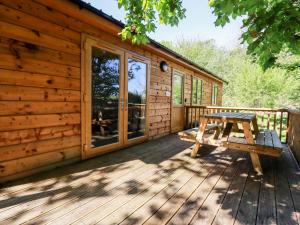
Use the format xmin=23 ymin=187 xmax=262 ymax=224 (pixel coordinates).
xmin=242 ymin=122 xmax=263 ymax=175
xmin=191 ymin=117 xmax=208 ymax=157
xmin=0 ymin=69 xmax=80 ymax=90
xmin=0 ymin=113 xmax=80 ymax=131
xmin=0 ymin=85 xmax=80 ymax=102
xmin=0 ymin=146 xmax=80 ymax=178
xmin=0 ymin=125 xmax=81 ymax=147
xmin=0 ymin=101 xmax=80 ymax=116
xmin=0 ymin=21 xmax=80 ymax=55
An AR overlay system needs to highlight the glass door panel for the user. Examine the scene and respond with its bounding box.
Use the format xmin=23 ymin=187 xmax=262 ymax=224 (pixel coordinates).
xmin=127 ymin=58 xmax=147 ymax=140
xmin=172 ymin=72 xmax=183 ymax=105
xmin=91 ymin=47 xmax=121 ymax=148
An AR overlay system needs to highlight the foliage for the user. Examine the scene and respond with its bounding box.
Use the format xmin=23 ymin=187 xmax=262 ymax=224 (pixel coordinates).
xmin=163 ymin=39 xmax=300 ymax=109
xmin=117 ymin=0 xmax=300 ymax=70
xmin=209 ymin=0 xmax=300 ymax=70
xmin=117 ymin=0 xmax=186 ymax=44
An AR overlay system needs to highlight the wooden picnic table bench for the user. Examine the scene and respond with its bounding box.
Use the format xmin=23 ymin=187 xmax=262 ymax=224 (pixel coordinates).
xmin=178 ymin=123 xmax=222 ymax=142
xmin=189 ymin=112 xmax=283 ymax=175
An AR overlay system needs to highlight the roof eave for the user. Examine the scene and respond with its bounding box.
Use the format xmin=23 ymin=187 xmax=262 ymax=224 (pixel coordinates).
xmin=69 ymin=0 xmax=227 ymax=84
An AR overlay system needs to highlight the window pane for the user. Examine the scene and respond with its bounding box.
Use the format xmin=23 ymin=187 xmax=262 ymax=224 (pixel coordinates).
xmin=91 ymin=47 xmax=120 ymax=148
xmin=212 ymin=84 xmax=218 ymax=104
xmin=192 ymin=78 xmax=197 ymax=104
xmin=173 ymin=73 xmax=183 ymax=105
xmin=127 ymin=59 xmax=147 ymax=139
xmin=214 ymin=85 xmax=218 ymax=104
xmin=197 ymin=80 xmax=202 ymax=105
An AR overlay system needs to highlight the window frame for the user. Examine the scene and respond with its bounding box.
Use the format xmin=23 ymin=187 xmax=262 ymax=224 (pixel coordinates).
xmin=172 ymin=70 xmax=184 ymax=107
xmin=211 ymin=83 xmax=218 ymax=105
xmin=191 ymin=76 xmax=203 ymax=106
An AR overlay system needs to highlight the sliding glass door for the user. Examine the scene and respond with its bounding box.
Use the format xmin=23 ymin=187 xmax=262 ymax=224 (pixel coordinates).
xmin=82 ymin=37 xmax=149 ymax=158
xmin=91 ymin=47 xmax=122 ymax=148
xmin=124 ymin=53 xmax=149 ymax=144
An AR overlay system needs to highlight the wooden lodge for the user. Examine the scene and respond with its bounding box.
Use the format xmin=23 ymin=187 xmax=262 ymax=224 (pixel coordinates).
xmin=1 ymin=1 xmax=300 ymax=224
xmin=0 ymin=0 xmax=226 ymax=182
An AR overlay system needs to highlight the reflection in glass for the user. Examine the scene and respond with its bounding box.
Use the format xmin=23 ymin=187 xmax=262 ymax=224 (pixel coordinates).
xmin=172 ymin=73 xmax=183 ymax=105
xmin=91 ymin=47 xmax=120 ymax=147
xmin=192 ymin=77 xmax=197 ymax=104
xmin=127 ymin=59 xmax=147 ymax=139
xmin=198 ymin=80 xmax=202 ymax=104
xmin=192 ymin=78 xmax=203 ymax=105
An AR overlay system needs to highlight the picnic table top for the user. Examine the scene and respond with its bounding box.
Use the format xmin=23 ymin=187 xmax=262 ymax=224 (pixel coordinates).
xmin=204 ymin=112 xmax=256 ymax=122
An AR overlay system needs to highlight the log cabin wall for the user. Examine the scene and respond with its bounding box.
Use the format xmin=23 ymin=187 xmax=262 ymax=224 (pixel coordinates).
xmin=0 ymin=0 xmax=223 ymax=182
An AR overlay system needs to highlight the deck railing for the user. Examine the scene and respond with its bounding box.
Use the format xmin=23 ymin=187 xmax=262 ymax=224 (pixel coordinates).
xmin=184 ymin=106 xmax=289 ymax=143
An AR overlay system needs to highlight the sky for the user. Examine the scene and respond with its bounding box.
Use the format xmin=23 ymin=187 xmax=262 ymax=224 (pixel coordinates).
xmin=85 ymin=0 xmax=243 ymax=49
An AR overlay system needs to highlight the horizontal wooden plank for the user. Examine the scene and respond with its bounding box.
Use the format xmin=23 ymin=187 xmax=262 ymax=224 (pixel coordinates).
xmin=0 ymin=145 xmax=81 ymax=178
xmin=0 ymin=37 xmax=80 ymax=67
xmin=0 ymin=21 xmax=80 ymax=55
xmin=178 ymin=125 xmax=220 ymax=139
xmin=0 ymin=53 xmax=80 ymax=79
xmin=0 ymin=135 xmax=81 ymax=162
xmin=0 ymin=113 xmax=80 ymax=131
xmin=0 ymin=125 xmax=81 ymax=147
xmin=149 ymin=115 xmax=170 ymax=123
xmin=0 ymin=85 xmax=80 ymax=102
xmin=0 ymin=101 xmax=80 ymax=116
xmin=271 ymin=130 xmax=282 ymax=149
xmin=149 ymin=103 xmax=170 ymax=110
xmin=256 ymin=130 xmax=283 ymax=150
xmin=0 ymin=3 xmax=80 ymax=44
xmin=1 ymin=0 xmax=103 ymax=39
xmin=0 ymin=157 xmax=80 ymax=183
xmin=224 ymin=138 xmax=282 ymax=157
xmin=0 ymin=69 xmax=80 ymax=90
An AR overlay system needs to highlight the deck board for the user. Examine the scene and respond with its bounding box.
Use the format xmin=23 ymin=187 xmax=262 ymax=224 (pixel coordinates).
xmin=0 ymin=134 xmax=299 ymax=225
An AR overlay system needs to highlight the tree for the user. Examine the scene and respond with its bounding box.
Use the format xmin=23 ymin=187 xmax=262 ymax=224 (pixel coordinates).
xmin=118 ymin=0 xmax=186 ymax=44
xmin=209 ymin=0 xmax=300 ymax=70
xmin=117 ymin=0 xmax=300 ymax=70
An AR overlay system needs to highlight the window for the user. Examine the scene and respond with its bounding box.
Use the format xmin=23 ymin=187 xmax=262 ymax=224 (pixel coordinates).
xmin=212 ymin=84 xmax=218 ymax=105
xmin=192 ymin=77 xmax=203 ymax=105
xmin=172 ymin=71 xmax=183 ymax=105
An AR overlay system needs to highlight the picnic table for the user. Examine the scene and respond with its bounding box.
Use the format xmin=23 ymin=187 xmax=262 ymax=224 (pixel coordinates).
xmin=191 ymin=112 xmax=282 ymax=175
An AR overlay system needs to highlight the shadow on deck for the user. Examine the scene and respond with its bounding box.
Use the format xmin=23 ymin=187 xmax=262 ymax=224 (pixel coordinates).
xmin=0 ymin=135 xmax=299 ymax=225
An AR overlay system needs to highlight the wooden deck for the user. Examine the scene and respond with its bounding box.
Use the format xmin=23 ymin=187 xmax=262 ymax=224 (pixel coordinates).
xmin=0 ymin=135 xmax=299 ymax=225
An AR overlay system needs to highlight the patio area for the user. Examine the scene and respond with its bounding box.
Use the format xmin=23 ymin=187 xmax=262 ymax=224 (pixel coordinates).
xmin=0 ymin=134 xmax=299 ymax=225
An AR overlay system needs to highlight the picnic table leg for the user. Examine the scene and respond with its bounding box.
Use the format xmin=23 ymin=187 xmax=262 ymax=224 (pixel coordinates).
xmin=252 ymin=117 xmax=259 ymax=138
xmin=221 ymin=122 xmax=233 ymax=143
xmin=191 ymin=117 xmax=208 ymax=158
xmin=231 ymin=123 xmax=239 ymax=132
xmin=242 ymin=121 xmax=263 ymax=175
xmin=213 ymin=125 xmax=222 ymax=140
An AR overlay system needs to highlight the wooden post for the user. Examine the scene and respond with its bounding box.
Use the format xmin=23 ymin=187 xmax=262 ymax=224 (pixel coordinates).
xmin=185 ymin=107 xmax=189 ymax=129
xmin=279 ymin=111 xmax=283 ymax=141
xmin=267 ymin=113 xmax=270 ymax=129
xmin=242 ymin=121 xmax=263 ymax=175
xmin=191 ymin=117 xmax=208 ymax=158
xmin=285 ymin=111 xmax=289 ymax=144
xmin=221 ymin=122 xmax=233 ymax=143
xmin=273 ymin=112 xmax=277 ymax=131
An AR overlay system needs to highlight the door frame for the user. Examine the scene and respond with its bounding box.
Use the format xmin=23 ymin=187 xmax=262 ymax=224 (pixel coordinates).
xmin=171 ymin=69 xmax=185 ymax=133
xmin=81 ymin=35 xmax=150 ymax=159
